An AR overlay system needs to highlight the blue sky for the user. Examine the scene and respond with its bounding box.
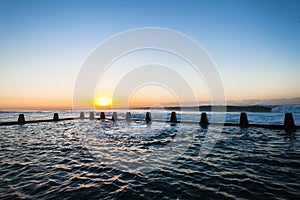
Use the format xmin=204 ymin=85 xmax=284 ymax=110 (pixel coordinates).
xmin=0 ymin=0 xmax=300 ymax=108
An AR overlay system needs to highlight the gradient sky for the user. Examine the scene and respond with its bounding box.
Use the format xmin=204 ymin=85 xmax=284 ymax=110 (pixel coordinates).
xmin=0 ymin=0 xmax=300 ymax=109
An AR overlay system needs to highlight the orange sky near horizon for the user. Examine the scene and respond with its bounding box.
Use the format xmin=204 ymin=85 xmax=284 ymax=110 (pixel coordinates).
xmin=0 ymin=96 xmax=72 ymax=109
xmin=1 ymin=89 xmax=300 ymax=110
xmin=1 ymin=71 xmax=300 ymax=110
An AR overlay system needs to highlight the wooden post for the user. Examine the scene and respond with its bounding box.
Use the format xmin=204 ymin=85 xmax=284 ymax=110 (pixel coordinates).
xmin=284 ymin=113 xmax=296 ymax=133
xmin=112 ymin=112 xmax=118 ymax=122
xmin=80 ymin=112 xmax=85 ymax=119
xmin=199 ymin=112 xmax=209 ymax=128
xmin=170 ymin=111 xmax=178 ymax=122
xmin=100 ymin=112 xmax=106 ymax=119
xmin=18 ymin=114 xmax=25 ymax=124
xmin=89 ymin=112 xmax=95 ymax=120
xmin=239 ymin=112 xmax=249 ymax=128
xmin=126 ymin=112 xmax=132 ymax=121
xmin=53 ymin=113 xmax=59 ymax=121
xmin=146 ymin=112 xmax=152 ymax=123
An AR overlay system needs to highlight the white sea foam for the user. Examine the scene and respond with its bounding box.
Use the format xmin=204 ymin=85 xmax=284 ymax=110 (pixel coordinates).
xmin=271 ymin=104 xmax=300 ymax=113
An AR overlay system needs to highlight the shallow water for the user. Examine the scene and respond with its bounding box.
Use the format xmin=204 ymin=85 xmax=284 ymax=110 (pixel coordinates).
xmin=0 ymin=114 xmax=299 ymax=199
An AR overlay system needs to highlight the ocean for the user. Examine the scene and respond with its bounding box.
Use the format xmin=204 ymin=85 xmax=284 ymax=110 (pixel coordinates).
xmin=0 ymin=105 xmax=299 ymax=199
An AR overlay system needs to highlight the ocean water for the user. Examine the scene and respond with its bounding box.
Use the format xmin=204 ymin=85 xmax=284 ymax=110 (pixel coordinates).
xmin=0 ymin=107 xmax=299 ymax=199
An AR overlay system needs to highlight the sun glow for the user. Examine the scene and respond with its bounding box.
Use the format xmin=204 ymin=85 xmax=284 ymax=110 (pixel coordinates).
xmin=95 ymin=97 xmax=112 ymax=107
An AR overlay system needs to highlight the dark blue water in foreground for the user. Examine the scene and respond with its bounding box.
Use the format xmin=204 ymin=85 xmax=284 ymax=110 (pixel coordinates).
xmin=0 ymin=110 xmax=300 ymax=199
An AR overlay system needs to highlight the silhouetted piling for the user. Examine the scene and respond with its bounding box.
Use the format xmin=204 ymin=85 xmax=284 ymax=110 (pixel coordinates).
xmin=112 ymin=112 xmax=118 ymax=122
xmin=239 ymin=112 xmax=249 ymax=128
xmin=89 ymin=112 xmax=95 ymax=120
xmin=80 ymin=112 xmax=85 ymax=119
xmin=199 ymin=112 xmax=209 ymax=128
xmin=18 ymin=114 xmax=25 ymax=124
xmin=100 ymin=112 xmax=106 ymax=119
xmin=284 ymin=113 xmax=296 ymax=133
xmin=126 ymin=112 xmax=132 ymax=121
xmin=53 ymin=113 xmax=59 ymax=121
xmin=146 ymin=112 xmax=152 ymax=123
xmin=170 ymin=112 xmax=178 ymax=122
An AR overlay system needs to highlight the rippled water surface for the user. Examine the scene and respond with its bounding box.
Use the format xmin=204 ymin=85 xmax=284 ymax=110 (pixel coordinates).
xmin=0 ymin=112 xmax=300 ymax=199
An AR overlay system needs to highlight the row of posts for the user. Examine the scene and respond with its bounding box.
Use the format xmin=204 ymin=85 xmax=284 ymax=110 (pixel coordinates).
xmin=16 ymin=111 xmax=296 ymax=133
xmin=79 ymin=111 xmax=296 ymax=133
xmin=18 ymin=113 xmax=60 ymax=122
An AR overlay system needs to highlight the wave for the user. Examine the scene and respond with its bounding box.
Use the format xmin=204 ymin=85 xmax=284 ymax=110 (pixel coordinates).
xmin=271 ymin=105 xmax=300 ymax=113
xmin=133 ymin=105 xmax=272 ymax=112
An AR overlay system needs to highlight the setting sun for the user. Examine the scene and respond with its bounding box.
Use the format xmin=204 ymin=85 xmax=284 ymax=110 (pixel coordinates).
xmin=95 ymin=97 xmax=112 ymax=107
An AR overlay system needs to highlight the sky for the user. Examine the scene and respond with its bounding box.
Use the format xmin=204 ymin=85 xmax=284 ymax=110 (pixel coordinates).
xmin=0 ymin=0 xmax=300 ymax=109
